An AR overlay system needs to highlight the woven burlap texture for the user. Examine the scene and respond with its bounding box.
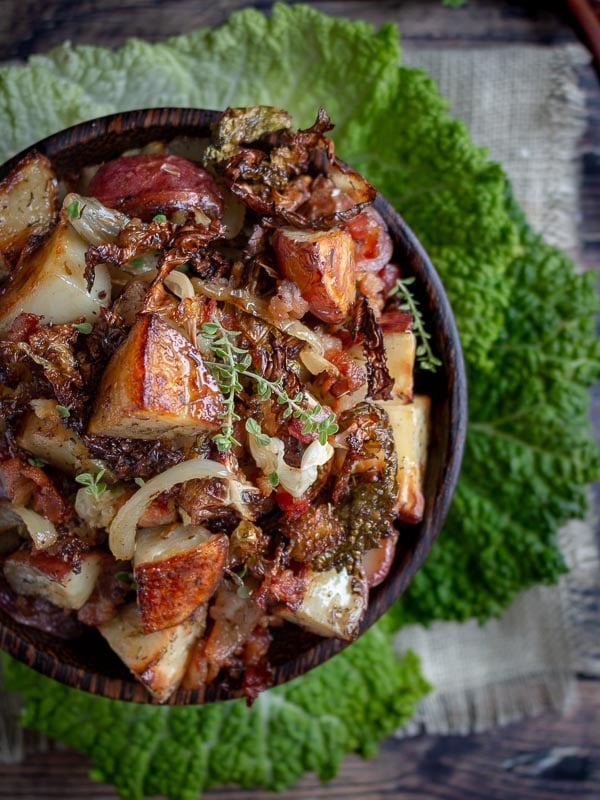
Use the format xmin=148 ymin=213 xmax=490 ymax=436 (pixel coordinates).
xmin=395 ymin=43 xmax=600 ymax=736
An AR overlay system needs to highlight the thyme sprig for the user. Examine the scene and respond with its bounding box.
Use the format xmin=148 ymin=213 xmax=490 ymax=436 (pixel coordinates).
xmin=201 ymin=319 xmax=338 ymax=453
xmin=389 ymin=277 xmax=441 ymax=372
xmin=75 ymin=469 xmax=107 ymax=500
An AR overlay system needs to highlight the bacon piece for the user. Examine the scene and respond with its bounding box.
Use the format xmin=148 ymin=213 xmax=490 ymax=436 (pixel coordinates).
xmin=0 ymin=457 xmax=73 ymax=524
xmin=77 ymin=556 xmax=131 ymax=627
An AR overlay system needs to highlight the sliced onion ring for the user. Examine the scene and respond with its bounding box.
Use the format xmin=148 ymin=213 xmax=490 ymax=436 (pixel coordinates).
xmin=108 ymin=458 xmax=252 ymax=560
xmin=1 ymin=503 xmax=58 ymax=550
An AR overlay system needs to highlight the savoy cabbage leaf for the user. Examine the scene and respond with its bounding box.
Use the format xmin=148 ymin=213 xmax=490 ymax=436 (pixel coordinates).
xmin=3 ymin=626 xmax=428 ymax=800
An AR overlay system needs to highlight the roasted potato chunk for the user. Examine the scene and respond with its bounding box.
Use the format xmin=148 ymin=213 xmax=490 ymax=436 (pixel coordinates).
xmin=16 ymin=399 xmax=97 ymax=475
xmin=0 ymin=216 xmax=111 ymax=334
xmin=99 ymin=602 xmax=206 ymax=702
xmin=377 ymin=395 xmax=431 ymax=523
xmin=384 ymin=331 xmax=416 ymax=401
xmin=0 ymin=152 xmax=58 ymax=263
xmin=134 ymin=524 xmax=228 ymax=632
xmin=272 ymin=227 xmax=355 ymax=324
xmin=276 ymin=566 xmax=368 ymax=640
xmin=3 ymin=549 xmax=103 ymax=610
xmin=88 ymin=313 xmax=224 ymax=439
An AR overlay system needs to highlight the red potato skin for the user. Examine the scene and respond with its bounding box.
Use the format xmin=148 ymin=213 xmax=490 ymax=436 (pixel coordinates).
xmin=362 ymin=535 xmax=397 ymax=588
xmin=379 ymin=309 xmax=412 ymax=334
xmin=135 ymin=533 xmax=228 ymax=633
xmin=87 ymin=154 xmax=222 ymax=221
xmin=272 ymin=227 xmax=356 ymax=324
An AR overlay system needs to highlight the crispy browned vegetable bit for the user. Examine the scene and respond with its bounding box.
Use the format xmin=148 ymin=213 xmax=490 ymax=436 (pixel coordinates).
xmin=0 ymin=106 xmax=435 ymax=703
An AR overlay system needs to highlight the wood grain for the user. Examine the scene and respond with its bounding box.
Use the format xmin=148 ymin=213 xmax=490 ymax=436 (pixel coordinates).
xmin=0 ymin=679 xmax=598 ymax=799
xmin=567 ymin=0 xmax=600 ymax=67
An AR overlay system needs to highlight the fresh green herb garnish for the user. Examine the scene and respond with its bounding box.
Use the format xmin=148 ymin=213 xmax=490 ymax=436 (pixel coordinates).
xmin=55 ymin=404 xmax=70 ymax=418
xmin=27 ymin=457 xmax=46 ymax=468
xmin=73 ymin=321 xmax=93 ymax=334
xmin=244 ymin=417 xmax=271 ymax=446
xmin=153 ymin=213 xmax=167 ymax=223
xmin=66 ymin=199 xmax=82 ymax=219
xmin=129 ymin=256 xmax=146 ymax=269
xmin=389 ymin=277 xmax=441 ymax=372
xmin=75 ymin=469 xmax=107 ymax=500
xmin=201 ymin=318 xmax=338 ymax=453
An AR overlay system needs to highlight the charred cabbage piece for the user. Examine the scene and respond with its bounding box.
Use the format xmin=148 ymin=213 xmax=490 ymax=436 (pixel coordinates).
xmin=0 ymin=215 xmax=111 ymax=334
xmin=206 ymin=105 xmax=293 ymax=163
xmin=88 ymin=313 xmax=224 ymax=440
xmin=133 ymin=524 xmax=228 ymax=633
xmin=276 ymin=566 xmax=367 ymax=640
xmin=3 ymin=549 xmax=104 ymax=610
xmin=317 ymin=401 xmax=397 ymax=572
xmin=272 ymin=226 xmax=356 ymax=324
xmin=0 ymin=151 xmax=58 ymax=263
xmin=98 ymin=602 xmax=206 ymax=703
xmin=377 ymin=395 xmax=431 ymax=523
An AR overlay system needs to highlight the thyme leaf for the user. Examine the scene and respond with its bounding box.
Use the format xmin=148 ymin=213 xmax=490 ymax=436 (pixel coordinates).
xmin=201 ymin=318 xmax=338 ymax=452
xmin=389 ymin=277 xmax=441 ymax=372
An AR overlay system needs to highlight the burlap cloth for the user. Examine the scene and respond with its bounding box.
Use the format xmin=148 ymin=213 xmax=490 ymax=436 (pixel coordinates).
xmin=1 ymin=43 xmax=599 ymax=762
xmin=395 ymin=43 xmax=600 ymax=736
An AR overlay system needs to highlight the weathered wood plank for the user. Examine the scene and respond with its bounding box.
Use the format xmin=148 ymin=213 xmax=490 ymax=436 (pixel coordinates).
xmin=0 ymin=0 xmax=581 ymax=63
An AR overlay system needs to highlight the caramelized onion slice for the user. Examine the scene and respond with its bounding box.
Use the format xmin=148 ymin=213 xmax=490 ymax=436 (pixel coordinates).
xmin=108 ymin=458 xmax=252 ymax=560
xmin=1 ymin=503 xmax=58 ymax=550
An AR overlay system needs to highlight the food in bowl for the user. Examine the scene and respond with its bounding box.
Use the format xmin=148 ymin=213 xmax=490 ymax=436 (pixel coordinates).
xmin=0 ymin=106 xmax=434 ymax=703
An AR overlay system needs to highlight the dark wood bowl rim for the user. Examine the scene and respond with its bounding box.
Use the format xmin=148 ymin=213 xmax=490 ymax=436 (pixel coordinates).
xmin=0 ymin=108 xmax=467 ymax=704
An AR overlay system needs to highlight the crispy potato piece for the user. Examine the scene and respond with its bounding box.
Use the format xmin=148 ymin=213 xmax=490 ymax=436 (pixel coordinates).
xmin=275 ymin=566 xmax=367 ymax=640
xmin=87 ymin=313 xmax=224 ymax=440
xmin=99 ymin=602 xmax=206 ymax=702
xmin=0 ymin=152 xmax=58 ymax=262
xmin=384 ymin=331 xmax=415 ymax=401
xmin=0 ymin=216 xmax=111 ymax=334
xmin=134 ymin=525 xmax=228 ymax=632
xmin=16 ymin=400 xmax=96 ymax=475
xmin=3 ymin=549 xmax=104 ymax=610
xmin=376 ymin=395 xmax=431 ymax=523
xmin=272 ymin=227 xmax=355 ymax=324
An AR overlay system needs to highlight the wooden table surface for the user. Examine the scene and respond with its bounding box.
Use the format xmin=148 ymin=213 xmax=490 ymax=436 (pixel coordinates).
xmin=1 ymin=1 xmax=599 ymax=798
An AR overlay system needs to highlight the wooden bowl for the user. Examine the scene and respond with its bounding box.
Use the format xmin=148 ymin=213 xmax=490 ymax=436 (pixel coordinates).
xmin=0 ymin=108 xmax=467 ymax=703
